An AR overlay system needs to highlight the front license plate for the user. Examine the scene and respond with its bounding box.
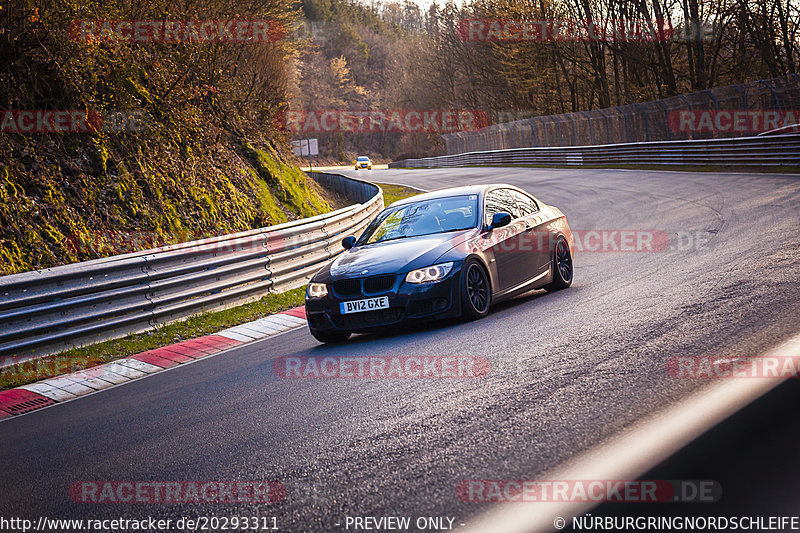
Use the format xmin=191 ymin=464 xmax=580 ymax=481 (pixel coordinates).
xmin=340 ymin=296 xmax=389 ymax=314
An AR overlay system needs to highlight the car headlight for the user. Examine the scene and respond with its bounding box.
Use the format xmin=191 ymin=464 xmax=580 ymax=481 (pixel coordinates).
xmin=405 ymin=262 xmax=454 ymax=284
xmin=307 ymin=282 xmax=328 ymax=298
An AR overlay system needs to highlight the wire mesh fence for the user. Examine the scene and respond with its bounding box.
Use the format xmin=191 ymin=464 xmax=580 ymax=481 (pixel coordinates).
xmin=442 ymin=74 xmax=800 ymax=155
xmin=390 ymin=134 xmax=800 ymax=169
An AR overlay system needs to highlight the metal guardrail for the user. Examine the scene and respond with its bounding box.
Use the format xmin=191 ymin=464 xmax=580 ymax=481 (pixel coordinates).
xmin=389 ymin=133 xmax=800 ymax=169
xmin=0 ymin=173 xmax=383 ymax=364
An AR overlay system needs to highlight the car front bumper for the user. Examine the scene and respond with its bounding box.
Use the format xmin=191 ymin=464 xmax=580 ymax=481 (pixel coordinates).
xmin=305 ymin=264 xmax=464 ymax=334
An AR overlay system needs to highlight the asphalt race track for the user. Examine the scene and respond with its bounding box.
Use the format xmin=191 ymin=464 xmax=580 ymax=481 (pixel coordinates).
xmin=1 ymin=168 xmax=799 ymax=531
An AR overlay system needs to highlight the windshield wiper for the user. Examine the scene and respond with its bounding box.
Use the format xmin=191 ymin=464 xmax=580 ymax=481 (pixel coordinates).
xmin=368 ymin=235 xmax=409 ymax=245
xmin=367 ymin=228 xmax=473 ymax=245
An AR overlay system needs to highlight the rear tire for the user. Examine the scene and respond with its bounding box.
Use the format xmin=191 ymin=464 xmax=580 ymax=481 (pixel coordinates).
xmin=461 ymin=259 xmax=491 ymax=320
xmin=310 ymin=329 xmax=351 ymax=343
xmin=545 ymin=236 xmax=573 ymax=291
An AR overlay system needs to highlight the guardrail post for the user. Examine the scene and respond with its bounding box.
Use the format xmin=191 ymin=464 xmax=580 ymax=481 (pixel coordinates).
xmin=703 ymin=89 xmax=720 ymax=113
xmin=542 ymin=117 xmax=549 ymax=147
xmin=732 ymin=83 xmax=748 ymax=114
xmin=530 ymin=119 xmax=540 ymax=147
xmin=633 ymin=104 xmax=649 ymax=141
xmin=702 ymin=90 xmax=720 ymax=137
xmin=623 ymin=109 xmax=631 ymax=143
xmin=555 ymin=118 xmax=563 ymax=146
xmin=570 ymin=115 xmax=577 ymax=146
xmin=678 ymin=95 xmax=693 ymax=139
xmin=580 ymin=111 xmax=593 ymax=145
xmin=758 ymin=79 xmax=782 ymax=112
xmin=597 ymin=108 xmax=611 ymax=144
xmin=654 ymin=100 xmax=671 ymax=141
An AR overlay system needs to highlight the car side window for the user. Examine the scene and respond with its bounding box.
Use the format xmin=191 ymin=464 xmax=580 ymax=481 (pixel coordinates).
xmin=509 ymin=190 xmax=539 ymax=216
xmin=484 ymin=189 xmax=519 ymax=225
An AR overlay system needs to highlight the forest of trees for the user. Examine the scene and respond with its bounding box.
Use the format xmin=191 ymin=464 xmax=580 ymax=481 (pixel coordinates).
xmin=291 ymin=0 xmax=800 ymax=161
xmin=0 ymin=0 xmax=331 ymax=273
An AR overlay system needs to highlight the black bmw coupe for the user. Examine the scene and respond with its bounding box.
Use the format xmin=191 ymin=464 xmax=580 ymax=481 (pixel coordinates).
xmin=304 ymin=184 xmax=574 ymax=342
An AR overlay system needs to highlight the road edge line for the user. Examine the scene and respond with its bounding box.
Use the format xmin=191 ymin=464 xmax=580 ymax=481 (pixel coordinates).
xmin=0 ymin=308 xmax=308 ymax=421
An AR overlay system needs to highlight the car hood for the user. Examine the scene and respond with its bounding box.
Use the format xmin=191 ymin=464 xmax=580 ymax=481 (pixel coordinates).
xmin=316 ymin=230 xmax=476 ymax=281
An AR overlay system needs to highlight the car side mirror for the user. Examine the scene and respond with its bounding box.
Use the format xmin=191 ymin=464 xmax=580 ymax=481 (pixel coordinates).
xmin=489 ymin=212 xmax=512 ymax=229
xmin=342 ymin=236 xmax=356 ymax=249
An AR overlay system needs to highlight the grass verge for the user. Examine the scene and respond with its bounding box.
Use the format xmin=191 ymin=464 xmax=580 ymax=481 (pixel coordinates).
xmin=375 ymin=182 xmax=424 ymax=205
xmin=0 ymin=287 xmax=307 ymax=391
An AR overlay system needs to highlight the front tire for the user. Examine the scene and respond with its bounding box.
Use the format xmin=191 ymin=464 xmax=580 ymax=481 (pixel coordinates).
xmin=545 ymin=236 xmax=573 ymax=291
xmin=310 ymin=329 xmax=351 ymax=343
xmin=461 ymin=259 xmax=491 ymax=320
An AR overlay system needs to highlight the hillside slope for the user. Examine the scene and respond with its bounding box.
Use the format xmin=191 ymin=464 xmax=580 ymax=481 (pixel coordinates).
xmin=0 ymin=0 xmax=331 ymax=276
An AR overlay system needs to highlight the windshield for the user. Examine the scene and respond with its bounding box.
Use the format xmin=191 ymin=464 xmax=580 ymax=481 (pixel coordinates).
xmin=358 ymin=195 xmax=478 ymax=245
xmin=357 ymin=157 xmax=369 ymax=161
